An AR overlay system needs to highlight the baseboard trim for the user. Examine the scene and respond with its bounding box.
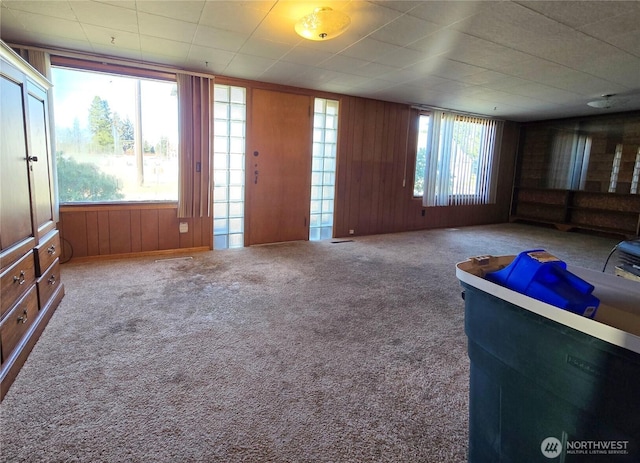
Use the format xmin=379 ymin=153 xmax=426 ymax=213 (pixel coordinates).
xmin=62 ymin=246 xmax=212 ymax=264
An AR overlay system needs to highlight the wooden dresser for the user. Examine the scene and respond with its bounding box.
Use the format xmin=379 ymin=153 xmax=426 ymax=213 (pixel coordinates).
xmin=1 ymin=40 xmax=64 ymax=400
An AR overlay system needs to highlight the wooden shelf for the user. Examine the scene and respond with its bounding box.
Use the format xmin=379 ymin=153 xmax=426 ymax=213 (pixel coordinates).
xmin=511 ymin=187 xmax=639 ymax=238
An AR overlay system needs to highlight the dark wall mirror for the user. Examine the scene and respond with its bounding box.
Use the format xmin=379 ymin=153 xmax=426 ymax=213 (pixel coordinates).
xmin=517 ymin=112 xmax=640 ymax=195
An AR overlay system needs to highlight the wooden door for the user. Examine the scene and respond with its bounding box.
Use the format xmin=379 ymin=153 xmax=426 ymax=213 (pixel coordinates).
xmin=0 ymin=72 xmax=33 ymax=252
xmin=27 ymin=84 xmax=56 ymax=238
xmin=247 ymin=89 xmax=312 ymax=245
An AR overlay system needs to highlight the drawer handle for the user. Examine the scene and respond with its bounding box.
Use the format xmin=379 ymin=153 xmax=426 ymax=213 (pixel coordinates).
xmin=47 ymin=245 xmax=56 ymax=255
xmin=17 ymin=309 xmax=28 ymax=324
xmin=48 ymin=275 xmax=57 ymax=286
xmin=13 ymin=271 xmax=26 ymax=285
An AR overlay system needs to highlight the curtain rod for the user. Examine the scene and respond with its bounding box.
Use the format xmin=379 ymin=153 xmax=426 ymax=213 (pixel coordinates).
xmin=7 ymin=42 xmax=216 ymax=79
xmin=410 ymin=103 xmax=504 ymax=122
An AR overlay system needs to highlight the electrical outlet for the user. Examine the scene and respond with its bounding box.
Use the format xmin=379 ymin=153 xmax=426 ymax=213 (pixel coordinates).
xmin=179 ymin=222 xmax=188 ymax=233
xmin=349 ymin=229 xmax=355 ymax=235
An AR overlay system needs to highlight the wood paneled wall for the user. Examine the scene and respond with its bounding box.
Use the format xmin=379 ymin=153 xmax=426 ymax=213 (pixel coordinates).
xmin=334 ymin=97 xmax=412 ymax=237
xmin=58 ymin=203 xmax=210 ymax=260
xmin=56 ymin=77 xmax=520 ymax=260
xmin=334 ymin=96 xmax=519 ymax=238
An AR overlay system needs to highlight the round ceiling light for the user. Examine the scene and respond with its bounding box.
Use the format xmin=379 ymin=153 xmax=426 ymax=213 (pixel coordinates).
xmin=587 ymin=94 xmax=628 ymax=109
xmin=295 ymin=7 xmax=351 ymax=41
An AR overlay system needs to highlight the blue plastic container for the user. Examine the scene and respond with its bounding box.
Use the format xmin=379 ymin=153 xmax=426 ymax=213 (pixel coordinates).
xmin=485 ymin=250 xmax=599 ymax=318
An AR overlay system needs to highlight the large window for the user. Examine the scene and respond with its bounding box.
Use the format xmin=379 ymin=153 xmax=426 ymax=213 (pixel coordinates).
xmin=415 ymin=111 xmax=503 ymax=206
xmin=51 ymin=67 xmax=178 ymax=203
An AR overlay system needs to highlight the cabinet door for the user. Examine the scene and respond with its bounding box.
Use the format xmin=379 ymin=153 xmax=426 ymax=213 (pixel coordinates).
xmin=26 ymin=83 xmax=55 ymax=237
xmin=0 ymin=73 xmax=33 ymax=252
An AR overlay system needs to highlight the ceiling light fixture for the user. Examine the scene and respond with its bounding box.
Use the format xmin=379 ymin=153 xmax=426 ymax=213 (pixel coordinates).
xmin=587 ymin=94 xmax=627 ymax=109
xmin=295 ymin=7 xmax=351 ymax=41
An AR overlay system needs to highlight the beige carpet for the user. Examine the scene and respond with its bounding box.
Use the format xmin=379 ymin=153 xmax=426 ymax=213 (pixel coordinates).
xmin=0 ymin=223 xmax=620 ymax=463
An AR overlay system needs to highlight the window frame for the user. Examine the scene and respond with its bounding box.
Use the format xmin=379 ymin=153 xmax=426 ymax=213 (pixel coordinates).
xmin=415 ymin=110 xmax=503 ymax=207
xmin=50 ymin=56 xmax=179 ymax=205
xmin=413 ymin=111 xmax=430 ymax=198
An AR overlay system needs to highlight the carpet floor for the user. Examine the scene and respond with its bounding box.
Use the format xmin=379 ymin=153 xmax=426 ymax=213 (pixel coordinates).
xmin=0 ymin=223 xmax=620 ymax=463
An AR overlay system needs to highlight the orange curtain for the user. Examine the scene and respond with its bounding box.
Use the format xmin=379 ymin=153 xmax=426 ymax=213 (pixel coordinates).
xmin=177 ymin=73 xmax=213 ymax=218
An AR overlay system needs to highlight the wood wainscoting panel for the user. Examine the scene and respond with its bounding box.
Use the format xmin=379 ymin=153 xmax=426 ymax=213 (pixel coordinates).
xmin=59 ymin=204 xmax=212 ymax=260
xmin=158 ymin=208 xmax=180 ymax=250
xmin=59 ymin=211 xmax=88 ymax=258
xmin=130 ymin=210 xmax=142 ymax=253
xmin=97 ymin=211 xmax=110 ymax=255
xmin=140 ymin=209 xmax=159 ymax=252
xmin=85 ymin=211 xmax=100 ymax=256
xmin=108 ymin=209 xmax=132 ymax=255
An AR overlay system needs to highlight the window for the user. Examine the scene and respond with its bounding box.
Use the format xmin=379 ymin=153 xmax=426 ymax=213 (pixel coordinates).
xmin=416 ymin=111 xmax=503 ymax=206
xmin=414 ymin=114 xmax=430 ymax=197
xmin=213 ymin=85 xmax=246 ymax=249
xmin=310 ymin=98 xmax=339 ymax=241
xmin=51 ymin=67 xmax=178 ymax=203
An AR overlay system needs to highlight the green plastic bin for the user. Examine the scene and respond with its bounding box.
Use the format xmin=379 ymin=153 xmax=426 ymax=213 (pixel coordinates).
xmin=457 ymin=257 xmax=640 ymax=462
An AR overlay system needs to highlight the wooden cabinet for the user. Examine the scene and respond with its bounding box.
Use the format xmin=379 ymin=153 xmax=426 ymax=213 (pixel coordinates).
xmin=0 ymin=40 xmax=64 ymax=400
xmin=512 ymin=187 xmax=640 ymax=238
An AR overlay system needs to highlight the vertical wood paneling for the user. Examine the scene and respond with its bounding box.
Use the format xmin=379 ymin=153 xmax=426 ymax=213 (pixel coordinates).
xmin=179 ymin=218 xmax=194 ymax=248
xmin=60 ymin=211 xmax=88 ymax=258
xmin=158 ymin=208 xmax=180 ymax=250
xmin=130 ymin=210 xmax=142 ymax=252
xmin=335 ymin=98 xmax=416 ymax=237
xmin=378 ymin=106 xmax=395 ymax=233
xmin=85 ymin=211 xmax=100 ymax=256
xmin=335 ymin=96 xmax=355 ymax=237
xmin=108 ymin=210 xmax=131 ymax=254
xmin=393 ymin=107 xmax=413 ymax=233
xmin=348 ymin=98 xmax=366 ymax=235
xmin=370 ymin=101 xmax=385 ymax=232
xmin=59 ymin=205 xmax=212 ymax=260
xmin=195 ymin=217 xmax=204 ymax=247
xmin=191 ymin=217 xmax=204 ymax=247
xmin=357 ymin=100 xmax=378 ymax=234
xmin=97 ymin=211 xmax=110 ymax=255
xmin=333 ymin=96 xmax=518 ymax=237
xmin=198 ymin=218 xmax=205 ymax=246
xmin=140 ymin=209 xmax=159 ymax=252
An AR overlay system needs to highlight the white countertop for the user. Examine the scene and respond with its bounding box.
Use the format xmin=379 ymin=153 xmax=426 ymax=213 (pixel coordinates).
xmin=457 ymin=256 xmax=640 ymax=355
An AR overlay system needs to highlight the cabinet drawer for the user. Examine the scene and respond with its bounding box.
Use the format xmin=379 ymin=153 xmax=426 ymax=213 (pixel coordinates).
xmin=0 ymin=252 xmax=36 ymax=318
xmin=0 ymin=285 xmax=38 ymax=365
xmin=35 ymin=230 xmax=60 ymax=276
xmin=37 ymin=259 xmax=60 ymax=310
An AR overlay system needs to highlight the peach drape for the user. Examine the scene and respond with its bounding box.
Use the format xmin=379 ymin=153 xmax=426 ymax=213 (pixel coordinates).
xmin=177 ymin=73 xmax=213 ymax=218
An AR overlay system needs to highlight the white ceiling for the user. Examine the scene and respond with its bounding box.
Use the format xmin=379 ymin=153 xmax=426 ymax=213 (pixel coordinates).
xmin=2 ymin=0 xmax=640 ymax=122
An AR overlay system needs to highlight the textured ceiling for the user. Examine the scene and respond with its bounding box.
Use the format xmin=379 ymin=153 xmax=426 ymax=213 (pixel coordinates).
xmin=2 ymin=0 xmax=640 ymax=121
